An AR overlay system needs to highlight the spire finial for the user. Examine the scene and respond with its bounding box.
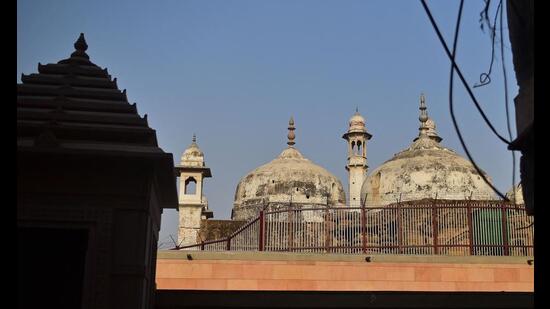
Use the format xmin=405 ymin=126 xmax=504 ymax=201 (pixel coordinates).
xmin=69 ymin=33 xmax=90 ymax=60
xmin=192 ymin=133 xmax=196 ymax=143
xmin=413 ymin=93 xmax=443 ymax=143
xmin=418 ymin=93 xmax=429 ymax=136
xmin=74 ymin=33 xmax=88 ymax=52
xmin=355 ymin=106 xmax=359 ymax=113
xmin=287 ymin=117 xmax=296 ymax=147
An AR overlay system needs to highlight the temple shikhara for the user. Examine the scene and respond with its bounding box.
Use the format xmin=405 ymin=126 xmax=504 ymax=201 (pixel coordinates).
xmin=18 ymin=33 xmax=534 ymax=309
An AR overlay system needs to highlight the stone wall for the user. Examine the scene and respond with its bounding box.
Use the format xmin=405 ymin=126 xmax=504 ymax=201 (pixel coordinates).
xmin=199 ymin=219 xmax=248 ymax=241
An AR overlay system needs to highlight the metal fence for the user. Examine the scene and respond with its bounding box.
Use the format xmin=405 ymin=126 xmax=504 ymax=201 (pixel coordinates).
xmin=175 ymin=200 xmax=533 ymax=256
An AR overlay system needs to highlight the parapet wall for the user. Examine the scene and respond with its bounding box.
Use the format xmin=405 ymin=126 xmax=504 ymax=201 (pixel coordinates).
xmin=156 ymin=251 xmax=534 ymax=292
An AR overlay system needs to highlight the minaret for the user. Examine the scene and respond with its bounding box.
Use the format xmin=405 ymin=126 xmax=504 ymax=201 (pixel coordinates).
xmin=342 ymin=108 xmax=372 ymax=206
xmin=175 ymin=134 xmax=212 ymax=247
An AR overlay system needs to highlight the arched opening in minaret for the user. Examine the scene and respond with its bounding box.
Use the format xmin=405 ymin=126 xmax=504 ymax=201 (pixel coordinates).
xmin=357 ymin=140 xmax=362 ymax=156
xmin=184 ymin=177 xmax=197 ymax=195
xmin=351 ymin=141 xmax=356 ymax=155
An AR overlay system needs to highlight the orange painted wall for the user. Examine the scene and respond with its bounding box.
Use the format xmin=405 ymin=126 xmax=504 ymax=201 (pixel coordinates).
xmin=156 ymin=258 xmax=534 ymax=292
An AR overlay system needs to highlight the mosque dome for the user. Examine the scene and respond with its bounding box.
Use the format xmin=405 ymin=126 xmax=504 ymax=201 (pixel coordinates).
xmin=180 ymin=134 xmax=205 ymax=167
xmin=361 ymin=94 xmax=496 ymax=206
xmin=232 ymin=118 xmax=346 ymax=220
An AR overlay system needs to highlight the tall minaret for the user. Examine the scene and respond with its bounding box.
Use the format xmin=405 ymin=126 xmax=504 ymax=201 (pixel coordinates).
xmin=175 ymin=134 xmax=212 ymax=247
xmin=342 ymin=108 xmax=372 ymax=206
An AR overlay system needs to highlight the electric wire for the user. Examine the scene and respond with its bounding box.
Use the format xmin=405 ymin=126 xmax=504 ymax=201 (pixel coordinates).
xmin=419 ymin=0 xmax=512 ymax=146
xmin=421 ymin=0 xmax=509 ymax=201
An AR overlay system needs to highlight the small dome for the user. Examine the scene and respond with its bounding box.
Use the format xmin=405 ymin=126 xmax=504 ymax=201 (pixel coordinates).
xmin=413 ymin=117 xmax=442 ymax=143
xmin=506 ymin=183 xmax=524 ymax=204
xmin=180 ymin=135 xmax=205 ymax=167
xmin=232 ymin=118 xmax=346 ymax=220
xmin=348 ymin=111 xmax=366 ymax=133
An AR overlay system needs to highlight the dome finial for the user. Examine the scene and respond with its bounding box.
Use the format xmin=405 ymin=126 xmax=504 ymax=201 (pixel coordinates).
xmin=355 ymin=106 xmax=359 ymax=113
xmin=192 ymin=133 xmax=196 ymax=143
xmin=418 ymin=93 xmax=429 ymax=137
xmin=287 ymin=116 xmax=296 ymax=147
xmin=413 ymin=93 xmax=443 ymax=143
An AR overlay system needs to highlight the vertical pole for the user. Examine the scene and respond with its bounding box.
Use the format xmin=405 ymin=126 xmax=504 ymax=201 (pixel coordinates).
xmin=201 ymin=241 xmax=205 ymax=251
xmin=397 ymin=202 xmax=403 ymax=254
xmin=361 ymin=204 xmax=367 ymax=254
xmin=501 ymin=203 xmax=510 ymax=256
xmin=288 ymin=202 xmax=294 ymax=252
xmin=432 ymin=194 xmax=439 ymax=255
xmin=226 ymin=237 xmax=231 ymax=251
xmin=259 ymin=210 xmax=265 ymax=251
xmin=466 ymin=199 xmax=474 ymax=256
xmin=323 ymin=208 xmax=329 ymax=252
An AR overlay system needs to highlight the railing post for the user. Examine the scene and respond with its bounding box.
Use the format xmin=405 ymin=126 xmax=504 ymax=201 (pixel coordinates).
xmin=501 ymin=203 xmax=510 ymax=256
xmin=397 ymin=202 xmax=403 ymax=254
xmin=201 ymin=241 xmax=205 ymax=251
xmin=466 ymin=200 xmax=474 ymax=256
xmin=226 ymin=237 xmax=231 ymax=251
xmin=288 ymin=206 xmax=294 ymax=252
xmin=324 ymin=207 xmax=331 ymax=253
xmin=432 ymin=197 xmax=439 ymax=255
xmin=361 ymin=204 xmax=367 ymax=254
xmin=259 ymin=210 xmax=265 ymax=251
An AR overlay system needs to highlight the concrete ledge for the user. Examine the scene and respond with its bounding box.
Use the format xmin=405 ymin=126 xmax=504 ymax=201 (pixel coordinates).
xmin=157 ymin=250 xmax=533 ymax=265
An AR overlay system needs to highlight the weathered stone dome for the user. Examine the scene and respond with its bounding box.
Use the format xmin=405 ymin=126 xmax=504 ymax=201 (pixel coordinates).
xmin=361 ymin=95 xmax=496 ymax=206
xmin=232 ymin=118 xmax=346 ymax=220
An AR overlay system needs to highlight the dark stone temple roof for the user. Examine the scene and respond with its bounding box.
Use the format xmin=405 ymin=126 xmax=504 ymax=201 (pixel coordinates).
xmin=17 ymin=33 xmax=178 ymax=208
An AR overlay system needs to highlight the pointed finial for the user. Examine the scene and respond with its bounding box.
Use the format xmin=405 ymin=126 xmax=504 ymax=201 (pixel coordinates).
xmin=68 ymin=33 xmax=90 ymax=60
xmin=192 ymin=133 xmax=197 ymax=143
xmin=74 ymin=33 xmax=88 ymax=52
xmin=287 ymin=117 xmax=296 ymax=147
xmin=355 ymin=106 xmax=359 ymax=113
xmin=418 ymin=93 xmax=429 ymax=136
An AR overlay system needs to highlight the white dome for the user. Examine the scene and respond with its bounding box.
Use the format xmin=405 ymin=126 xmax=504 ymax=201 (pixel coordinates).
xmin=348 ymin=111 xmax=367 ymax=133
xmin=361 ymin=134 xmax=496 ymax=206
xmin=233 ymin=118 xmax=345 ymax=220
xmin=361 ymin=94 xmax=496 ymax=206
xmin=233 ymin=146 xmax=346 ymax=220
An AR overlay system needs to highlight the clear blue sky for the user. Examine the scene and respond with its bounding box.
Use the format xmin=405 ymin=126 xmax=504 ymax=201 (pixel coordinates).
xmin=18 ymin=0 xmax=519 ymax=246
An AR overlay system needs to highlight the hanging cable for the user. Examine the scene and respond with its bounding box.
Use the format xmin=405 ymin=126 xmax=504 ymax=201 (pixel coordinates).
xmin=474 ymin=0 xmax=502 ymax=88
xmin=421 ymin=0 xmax=509 ymax=201
xmin=419 ymin=0 xmax=511 ymax=146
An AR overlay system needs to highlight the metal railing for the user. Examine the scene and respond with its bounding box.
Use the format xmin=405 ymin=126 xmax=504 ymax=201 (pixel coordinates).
xmin=175 ymin=200 xmax=533 ymax=256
